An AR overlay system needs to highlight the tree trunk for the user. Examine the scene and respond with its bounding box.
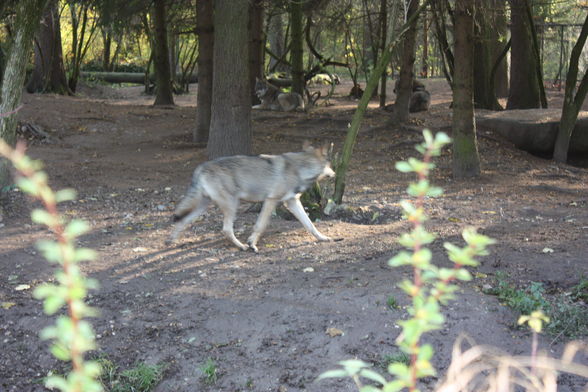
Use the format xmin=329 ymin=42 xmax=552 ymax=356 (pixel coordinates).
xmin=492 ymin=0 xmax=508 ymax=98
xmin=26 ymin=0 xmax=71 ymax=95
xmin=152 ymin=0 xmax=174 ymax=106
xmin=392 ymin=0 xmax=420 ymax=123
xmin=0 ymin=0 xmax=48 ymax=189
xmin=268 ymin=12 xmax=288 ymax=73
xmin=249 ymin=0 xmax=264 ymax=105
xmin=452 ymin=0 xmax=480 ymax=179
xmin=194 ymin=0 xmax=214 ymax=144
xmin=290 ymin=0 xmax=304 ymax=95
xmin=473 ymin=0 xmax=501 ymax=110
xmin=553 ymin=13 xmax=588 ymax=163
xmin=431 ymin=0 xmax=454 ymax=85
xmin=378 ymin=0 xmax=388 ymax=108
xmin=207 ymin=0 xmax=251 ymax=159
xmin=506 ymin=0 xmax=540 ymax=109
xmin=333 ymin=1 xmax=429 ymax=204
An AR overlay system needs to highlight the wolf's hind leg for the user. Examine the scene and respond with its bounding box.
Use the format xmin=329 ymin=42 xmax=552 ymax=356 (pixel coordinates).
xmin=215 ymin=199 xmax=249 ymax=251
xmin=168 ymin=198 xmax=211 ymax=243
xmin=284 ymin=197 xmax=332 ymax=242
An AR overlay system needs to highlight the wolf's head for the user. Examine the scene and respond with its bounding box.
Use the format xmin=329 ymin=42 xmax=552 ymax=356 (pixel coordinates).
xmin=300 ymin=141 xmax=335 ymax=181
xmin=255 ymin=77 xmax=277 ymax=100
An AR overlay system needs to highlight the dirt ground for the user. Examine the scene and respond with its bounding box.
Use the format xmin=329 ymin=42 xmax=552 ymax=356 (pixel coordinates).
xmin=1 ymin=78 xmax=587 ymax=392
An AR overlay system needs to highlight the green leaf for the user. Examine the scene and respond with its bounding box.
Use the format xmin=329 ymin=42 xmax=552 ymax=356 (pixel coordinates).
xmin=36 ymin=240 xmax=63 ymax=264
xmin=31 ymin=209 xmax=57 ymax=227
xmin=359 ymin=368 xmax=387 ymax=385
xmin=44 ymin=375 xmax=68 ymax=390
xmin=395 ymin=161 xmax=413 ymax=173
xmin=388 ymin=252 xmax=412 ymax=267
xmin=15 ymin=177 xmax=38 ymax=196
xmin=383 ymin=380 xmax=407 ymax=392
xmin=74 ymin=248 xmax=97 ymax=262
xmin=318 ymin=369 xmax=351 ymax=380
xmin=50 ymin=343 xmax=71 ymax=361
xmin=55 ymin=188 xmax=77 ymax=203
xmin=64 ymin=219 xmax=90 ymax=239
xmin=43 ymin=294 xmax=67 ymax=315
xmin=387 ymin=362 xmax=409 ymax=378
xmin=426 ymin=186 xmax=443 ymax=198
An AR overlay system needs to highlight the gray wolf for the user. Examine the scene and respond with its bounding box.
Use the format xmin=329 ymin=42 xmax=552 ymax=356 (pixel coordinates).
xmin=393 ymin=78 xmax=431 ymax=113
xmin=168 ymin=143 xmax=334 ymax=252
xmin=253 ymin=77 xmax=305 ymax=112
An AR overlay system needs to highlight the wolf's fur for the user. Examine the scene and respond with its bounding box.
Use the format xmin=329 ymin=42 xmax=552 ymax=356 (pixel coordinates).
xmin=253 ymin=78 xmax=305 ymax=112
xmin=169 ymin=143 xmax=334 ymax=252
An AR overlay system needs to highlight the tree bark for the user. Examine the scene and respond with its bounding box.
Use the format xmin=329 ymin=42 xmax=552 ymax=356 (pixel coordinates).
xmin=152 ymin=0 xmax=174 ymax=106
xmin=492 ymin=0 xmax=508 ymax=98
xmin=553 ymin=13 xmax=588 ymax=163
xmin=0 ymin=0 xmax=48 ymax=189
xmin=194 ymin=0 xmax=214 ymax=144
xmin=290 ymin=0 xmax=304 ymax=95
xmin=249 ymin=0 xmax=264 ymax=105
xmin=506 ymin=0 xmax=540 ymax=109
xmin=473 ymin=0 xmax=501 ymax=110
xmin=207 ymin=0 xmax=251 ymax=159
xmin=26 ymin=0 xmax=71 ymax=95
xmin=392 ymin=0 xmax=420 ymax=123
xmin=452 ymin=0 xmax=480 ymax=178
xmin=268 ymin=12 xmax=288 ymax=73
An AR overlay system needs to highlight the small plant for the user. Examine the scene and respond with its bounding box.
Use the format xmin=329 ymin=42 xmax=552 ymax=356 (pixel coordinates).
xmin=98 ymin=357 xmax=165 ymax=392
xmin=386 ymin=295 xmax=399 ymax=310
xmin=571 ymin=277 xmax=588 ymax=302
xmin=199 ymin=358 xmax=218 ymax=385
xmin=0 ymin=139 xmax=101 ymax=391
xmin=380 ymin=352 xmax=410 ymax=370
xmin=320 ymin=130 xmax=496 ymax=391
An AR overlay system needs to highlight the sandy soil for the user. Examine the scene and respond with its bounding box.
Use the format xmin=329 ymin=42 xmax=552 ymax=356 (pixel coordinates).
xmin=0 ymin=78 xmax=587 ymax=392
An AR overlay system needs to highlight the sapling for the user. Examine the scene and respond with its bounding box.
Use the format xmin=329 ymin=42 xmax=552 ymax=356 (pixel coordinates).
xmin=0 ymin=138 xmax=102 ymax=392
xmin=320 ymin=130 xmax=495 ymax=391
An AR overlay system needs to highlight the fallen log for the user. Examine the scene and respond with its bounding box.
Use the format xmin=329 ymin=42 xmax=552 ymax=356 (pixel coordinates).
xmin=80 ymin=72 xmax=198 ymax=85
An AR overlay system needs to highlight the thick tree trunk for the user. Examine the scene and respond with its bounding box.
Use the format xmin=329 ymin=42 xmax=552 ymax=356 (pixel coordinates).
xmin=452 ymin=0 xmax=480 ymax=178
xmin=507 ymin=0 xmax=540 ymax=109
xmin=26 ymin=0 xmax=70 ymax=95
xmin=207 ymin=0 xmax=251 ymax=159
xmin=392 ymin=0 xmax=420 ymax=123
xmin=0 ymin=0 xmax=48 ymax=189
xmin=194 ymin=0 xmax=214 ymax=144
xmin=473 ymin=0 xmax=501 ymax=110
xmin=553 ymin=13 xmax=588 ymax=163
xmin=290 ymin=1 xmax=304 ymax=95
xmin=152 ymin=0 xmax=174 ymax=106
xmin=249 ymin=0 xmax=264 ymax=105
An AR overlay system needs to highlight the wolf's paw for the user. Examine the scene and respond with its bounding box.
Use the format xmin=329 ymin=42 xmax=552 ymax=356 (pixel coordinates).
xmin=246 ymin=241 xmax=259 ymax=253
xmin=317 ymin=235 xmax=332 ymax=242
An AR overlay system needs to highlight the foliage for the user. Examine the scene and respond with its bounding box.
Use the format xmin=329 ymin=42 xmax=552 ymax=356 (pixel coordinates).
xmin=98 ymin=357 xmax=165 ymax=392
xmin=199 ymin=358 xmax=218 ymax=385
xmin=0 ymin=139 xmax=101 ymax=392
xmin=321 ymin=130 xmax=496 ymax=391
xmin=488 ymin=273 xmax=588 ymax=338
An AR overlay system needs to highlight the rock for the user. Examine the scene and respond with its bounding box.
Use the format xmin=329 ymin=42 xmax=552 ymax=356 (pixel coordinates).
xmin=476 ymin=109 xmax=588 ymax=153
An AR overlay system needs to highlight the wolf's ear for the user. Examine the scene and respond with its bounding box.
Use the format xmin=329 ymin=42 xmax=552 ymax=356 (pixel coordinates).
xmin=315 ymin=142 xmax=330 ymax=158
xmin=302 ymin=140 xmax=313 ymax=152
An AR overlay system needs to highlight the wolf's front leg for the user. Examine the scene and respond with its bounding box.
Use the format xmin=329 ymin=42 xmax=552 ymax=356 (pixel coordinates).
xmin=284 ymin=197 xmax=332 ymax=242
xmin=247 ymin=198 xmax=279 ymax=252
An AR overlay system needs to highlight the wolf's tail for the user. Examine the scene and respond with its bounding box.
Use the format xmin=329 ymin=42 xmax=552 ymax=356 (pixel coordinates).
xmin=173 ymin=171 xmax=204 ymax=221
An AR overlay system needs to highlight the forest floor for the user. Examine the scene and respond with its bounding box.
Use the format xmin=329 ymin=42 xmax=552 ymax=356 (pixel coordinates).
xmin=1 ymin=78 xmax=587 ymax=392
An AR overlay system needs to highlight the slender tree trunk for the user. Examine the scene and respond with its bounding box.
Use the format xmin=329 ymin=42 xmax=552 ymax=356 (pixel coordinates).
xmin=333 ymin=1 xmax=430 ymax=204
xmin=431 ymin=0 xmax=454 ymax=85
xmin=26 ymin=0 xmax=70 ymax=95
xmin=421 ymin=7 xmax=428 ymax=78
xmin=194 ymin=0 xmax=214 ymax=144
xmin=290 ymin=0 xmax=304 ymax=95
xmin=207 ymin=0 xmax=251 ymax=159
xmin=378 ymin=0 xmax=388 ymax=108
xmin=506 ymin=0 xmax=540 ymax=109
xmin=392 ymin=0 xmax=420 ymax=123
xmin=249 ymin=0 xmax=264 ymax=105
xmin=492 ymin=0 xmax=508 ymax=98
xmin=1 ymin=0 xmax=48 ymax=189
xmin=452 ymin=0 xmax=480 ymax=178
xmin=268 ymin=12 xmax=288 ymax=73
xmin=553 ymin=13 xmax=588 ymax=163
xmin=152 ymin=0 xmax=174 ymax=106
